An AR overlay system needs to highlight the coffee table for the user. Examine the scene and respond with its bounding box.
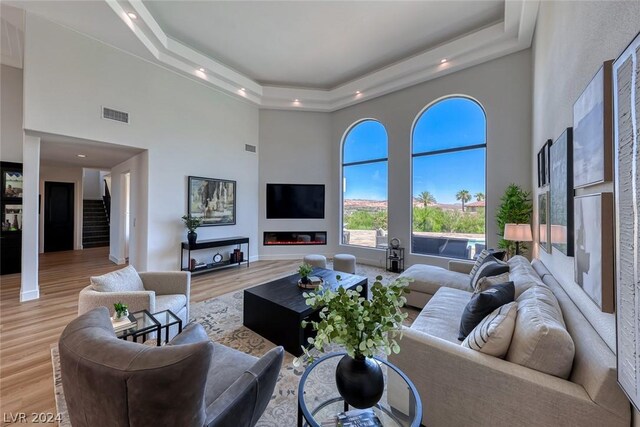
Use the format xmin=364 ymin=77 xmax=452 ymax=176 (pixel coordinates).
xmin=243 ymin=267 xmax=368 ymax=356
xmin=298 ymin=352 xmax=422 ymax=427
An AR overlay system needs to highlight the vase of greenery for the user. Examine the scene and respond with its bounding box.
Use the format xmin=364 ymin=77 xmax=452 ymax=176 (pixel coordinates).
xmin=113 ymin=302 xmax=129 ymax=321
xmin=181 ymin=215 xmax=202 ymax=245
xmin=298 ymin=263 xmax=313 ymax=285
xmin=297 ymin=276 xmax=410 ymax=409
xmin=496 ymin=183 xmax=532 ymax=257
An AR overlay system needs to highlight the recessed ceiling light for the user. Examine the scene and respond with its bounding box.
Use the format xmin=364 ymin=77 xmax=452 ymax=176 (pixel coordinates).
xmin=440 ymin=58 xmax=448 ymax=64
xmin=198 ymin=67 xmax=206 ymax=72
xmin=355 ymin=91 xmax=361 ymax=94
xmin=240 ymin=88 xmax=245 ymax=91
xmin=127 ymin=12 xmax=137 ymax=20
xmin=77 ymin=154 xmax=86 ymax=158
xmin=294 ymin=99 xmax=300 ymax=102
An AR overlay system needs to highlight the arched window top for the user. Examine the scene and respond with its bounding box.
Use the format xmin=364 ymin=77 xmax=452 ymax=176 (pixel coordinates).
xmin=343 ymin=120 xmax=388 ymax=164
xmin=413 ymin=97 xmax=486 ymax=154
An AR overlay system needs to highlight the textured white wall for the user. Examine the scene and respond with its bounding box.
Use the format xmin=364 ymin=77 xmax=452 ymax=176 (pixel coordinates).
xmin=82 ymin=168 xmax=102 ymax=200
xmin=0 ymin=64 xmax=23 ymax=162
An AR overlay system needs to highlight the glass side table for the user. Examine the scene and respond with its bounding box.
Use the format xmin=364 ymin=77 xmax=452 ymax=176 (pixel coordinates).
xmin=298 ymin=352 xmax=422 ymax=427
xmin=115 ymin=309 xmax=160 ymax=345
xmin=153 ymin=309 xmax=183 ymax=345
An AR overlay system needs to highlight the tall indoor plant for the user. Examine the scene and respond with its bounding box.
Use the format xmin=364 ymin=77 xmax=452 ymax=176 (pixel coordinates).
xmin=496 ymin=183 xmax=532 ymax=257
xmin=295 ymin=276 xmax=410 ymax=409
xmin=181 ymin=215 xmax=202 ymax=245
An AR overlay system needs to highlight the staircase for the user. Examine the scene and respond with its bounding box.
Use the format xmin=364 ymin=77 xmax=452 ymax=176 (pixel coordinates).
xmin=83 ymin=200 xmax=110 ymax=248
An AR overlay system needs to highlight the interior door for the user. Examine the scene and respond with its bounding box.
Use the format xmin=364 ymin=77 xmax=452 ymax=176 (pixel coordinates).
xmin=44 ymin=182 xmax=74 ymax=252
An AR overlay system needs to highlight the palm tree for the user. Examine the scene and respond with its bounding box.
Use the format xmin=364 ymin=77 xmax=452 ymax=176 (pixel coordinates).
xmin=456 ymin=189 xmax=472 ymax=212
xmin=475 ymin=192 xmax=485 ymax=202
xmin=416 ymin=191 xmax=437 ymax=207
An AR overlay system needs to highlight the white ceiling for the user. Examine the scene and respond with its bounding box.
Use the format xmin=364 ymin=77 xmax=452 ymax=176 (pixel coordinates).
xmin=143 ymin=1 xmax=504 ymax=89
xmin=38 ymin=133 xmax=144 ymax=169
xmin=3 ymin=0 xmax=539 ymax=111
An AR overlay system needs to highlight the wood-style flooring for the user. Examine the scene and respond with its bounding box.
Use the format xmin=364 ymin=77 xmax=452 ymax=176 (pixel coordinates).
xmin=0 ymin=247 xmax=298 ymax=425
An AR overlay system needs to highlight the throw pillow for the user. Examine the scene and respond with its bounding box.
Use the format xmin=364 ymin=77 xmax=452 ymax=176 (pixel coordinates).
xmin=462 ymin=302 xmax=517 ymax=357
xmin=91 ymin=265 xmax=145 ymax=293
xmin=458 ymin=281 xmax=515 ymax=341
xmin=468 ymin=249 xmax=492 ymax=278
xmin=475 ymin=272 xmax=510 ymax=293
xmin=470 ymin=256 xmax=510 ymax=291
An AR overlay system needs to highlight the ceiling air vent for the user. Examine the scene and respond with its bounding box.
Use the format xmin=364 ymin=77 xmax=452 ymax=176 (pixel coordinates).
xmin=102 ymin=106 xmax=129 ymax=124
xmin=245 ymin=144 xmax=257 ymax=153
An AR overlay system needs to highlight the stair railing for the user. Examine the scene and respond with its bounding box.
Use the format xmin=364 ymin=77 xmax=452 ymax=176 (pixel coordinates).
xmin=103 ymin=179 xmax=111 ymax=225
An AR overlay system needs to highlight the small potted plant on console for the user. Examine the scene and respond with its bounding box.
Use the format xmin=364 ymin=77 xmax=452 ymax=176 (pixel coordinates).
xmin=298 ymin=263 xmax=313 ymax=285
xmin=113 ymin=302 xmax=129 ymax=321
xmin=181 ymin=215 xmax=202 ymax=245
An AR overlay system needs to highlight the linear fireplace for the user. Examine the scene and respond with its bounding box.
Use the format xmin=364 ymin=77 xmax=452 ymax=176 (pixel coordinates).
xmin=264 ymin=231 xmax=327 ymax=246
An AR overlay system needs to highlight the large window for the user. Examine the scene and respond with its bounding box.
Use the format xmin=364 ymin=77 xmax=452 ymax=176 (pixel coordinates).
xmin=412 ymin=97 xmax=486 ymax=259
xmin=342 ymin=120 xmax=388 ymax=248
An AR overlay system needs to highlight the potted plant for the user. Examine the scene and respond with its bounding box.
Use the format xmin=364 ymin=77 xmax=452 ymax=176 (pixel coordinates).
xmin=113 ymin=302 xmax=129 ymax=321
xmin=181 ymin=215 xmax=202 ymax=245
xmin=298 ymin=263 xmax=313 ymax=284
xmin=295 ymin=276 xmax=410 ymax=409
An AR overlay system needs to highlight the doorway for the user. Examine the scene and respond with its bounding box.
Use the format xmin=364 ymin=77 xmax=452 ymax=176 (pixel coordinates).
xmin=44 ymin=181 xmax=74 ymax=252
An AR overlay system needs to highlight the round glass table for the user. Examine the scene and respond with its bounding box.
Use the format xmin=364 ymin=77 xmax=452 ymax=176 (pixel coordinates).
xmin=297 ymin=352 xmax=422 ymax=427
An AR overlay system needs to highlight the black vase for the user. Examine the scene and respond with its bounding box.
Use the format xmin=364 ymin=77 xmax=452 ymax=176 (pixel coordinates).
xmin=335 ymin=354 xmax=384 ymax=409
xmin=187 ymin=231 xmax=197 ymax=245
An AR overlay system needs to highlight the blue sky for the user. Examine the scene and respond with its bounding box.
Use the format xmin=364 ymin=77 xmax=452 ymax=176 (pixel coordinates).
xmin=343 ymin=98 xmax=486 ymax=203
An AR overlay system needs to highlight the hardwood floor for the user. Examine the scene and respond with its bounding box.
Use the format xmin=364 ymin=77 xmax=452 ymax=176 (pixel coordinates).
xmin=0 ymin=247 xmax=299 ymax=425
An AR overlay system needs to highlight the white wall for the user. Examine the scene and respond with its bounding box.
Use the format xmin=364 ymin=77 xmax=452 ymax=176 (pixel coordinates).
xmin=38 ymin=162 xmax=83 ymax=252
xmin=22 ymin=14 xmax=260 ymax=271
xmin=258 ymin=110 xmax=334 ymax=259
xmin=1 ymin=64 xmax=23 ymax=162
xmin=331 ymin=49 xmax=532 ymax=267
xmin=82 ymin=168 xmax=103 ymax=200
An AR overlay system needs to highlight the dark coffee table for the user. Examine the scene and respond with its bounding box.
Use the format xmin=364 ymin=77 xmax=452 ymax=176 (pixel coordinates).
xmin=243 ymin=267 xmax=368 ymax=356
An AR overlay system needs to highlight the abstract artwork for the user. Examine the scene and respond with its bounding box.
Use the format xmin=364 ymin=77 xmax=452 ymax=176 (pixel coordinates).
xmin=187 ymin=176 xmax=236 ymax=226
xmin=573 ymin=60 xmax=613 ymax=188
xmin=613 ymin=30 xmax=640 ymax=413
xmin=549 ymin=128 xmax=574 ymax=256
xmin=3 ymin=171 xmax=22 ymax=198
xmin=573 ymin=193 xmax=613 ymax=312
xmin=538 ymin=192 xmax=550 ymax=253
xmin=537 ymin=140 xmax=551 ymax=188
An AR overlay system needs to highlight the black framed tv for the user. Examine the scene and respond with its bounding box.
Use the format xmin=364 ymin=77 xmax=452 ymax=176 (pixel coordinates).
xmin=266 ymin=184 xmax=325 ymax=219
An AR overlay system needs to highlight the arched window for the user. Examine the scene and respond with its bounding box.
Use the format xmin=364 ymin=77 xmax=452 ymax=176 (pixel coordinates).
xmin=341 ymin=120 xmax=388 ymax=248
xmin=411 ymin=96 xmax=486 ymax=259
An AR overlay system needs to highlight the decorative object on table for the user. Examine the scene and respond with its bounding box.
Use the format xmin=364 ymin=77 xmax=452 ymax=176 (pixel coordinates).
xmin=537 ymin=139 xmax=552 ymax=187
xmin=538 ymin=192 xmax=551 ymax=253
xmin=113 ymin=302 xmax=129 ymax=321
xmin=386 ymin=246 xmax=404 ymax=273
xmin=298 ymin=275 xmax=323 ymax=290
xmin=295 ymin=276 xmax=410 ymax=409
xmin=574 ymin=193 xmax=614 ymax=313
xmin=212 ymin=252 xmax=223 ymax=264
xmin=189 ymin=258 xmax=196 ymax=271
xmin=573 ymin=60 xmax=613 ymax=189
xmin=389 ymin=237 xmax=401 ymax=249
xmin=181 ymin=214 xmax=201 ymax=245
xmin=496 ymin=184 xmax=532 ymax=257
xmin=298 ymin=262 xmax=313 ymax=285
xmin=613 ymin=31 xmax=640 ymax=413
xmin=503 ymin=224 xmax=532 ymax=257
xmin=336 ymin=408 xmax=383 ymax=427
xmin=549 ymin=128 xmax=574 ymax=256
xmin=187 ymin=176 xmax=236 ymax=226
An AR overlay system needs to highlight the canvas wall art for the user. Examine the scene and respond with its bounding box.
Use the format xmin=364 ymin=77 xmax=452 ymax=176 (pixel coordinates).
xmin=573 ymin=60 xmax=613 ymax=188
xmin=573 ymin=193 xmax=613 ymax=313
xmin=3 ymin=171 xmax=22 ymax=198
xmin=537 ymin=140 xmax=552 ymax=188
xmin=538 ymin=192 xmax=550 ymax=253
xmin=187 ymin=176 xmax=236 ymax=226
xmin=549 ymin=128 xmax=574 ymax=256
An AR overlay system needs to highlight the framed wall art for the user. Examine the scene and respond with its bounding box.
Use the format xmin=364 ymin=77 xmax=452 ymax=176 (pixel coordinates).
xmin=538 ymin=191 xmax=550 ymax=253
xmin=573 ymin=60 xmax=613 ymax=188
xmin=573 ymin=193 xmax=613 ymax=313
xmin=187 ymin=176 xmax=236 ymax=226
xmin=549 ymin=128 xmax=574 ymax=256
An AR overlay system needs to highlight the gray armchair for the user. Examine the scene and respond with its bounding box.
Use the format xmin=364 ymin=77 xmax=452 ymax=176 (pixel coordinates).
xmin=78 ymin=269 xmax=190 ymax=324
xmin=59 ymin=307 xmax=284 ymax=427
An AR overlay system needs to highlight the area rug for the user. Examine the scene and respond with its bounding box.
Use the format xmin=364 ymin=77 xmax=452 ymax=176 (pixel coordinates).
xmin=52 ymin=264 xmax=417 ymax=426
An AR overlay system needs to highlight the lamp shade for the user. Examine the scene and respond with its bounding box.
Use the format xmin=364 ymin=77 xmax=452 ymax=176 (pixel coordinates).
xmin=503 ymin=223 xmax=533 ymax=242
xmin=550 ymin=224 xmax=567 ymax=244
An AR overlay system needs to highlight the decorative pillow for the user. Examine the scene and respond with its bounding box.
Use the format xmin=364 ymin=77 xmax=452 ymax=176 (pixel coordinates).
xmin=462 ymin=302 xmax=517 ymax=357
xmin=91 ymin=265 xmax=145 ymax=293
xmin=470 ymin=256 xmax=510 ymax=291
xmin=475 ymin=272 xmax=510 ymax=293
xmin=458 ymin=281 xmax=515 ymax=341
xmin=490 ymin=250 xmax=507 ymax=261
xmin=506 ymin=286 xmax=575 ymax=379
xmin=468 ymin=249 xmax=493 ymax=278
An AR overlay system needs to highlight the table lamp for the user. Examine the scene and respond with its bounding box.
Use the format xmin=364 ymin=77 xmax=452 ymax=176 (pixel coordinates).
xmin=503 ymin=223 xmax=533 ymax=256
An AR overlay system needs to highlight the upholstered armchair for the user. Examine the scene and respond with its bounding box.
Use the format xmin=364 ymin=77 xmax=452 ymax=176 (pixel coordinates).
xmin=78 ymin=266 xmax=190 ymax=324
xmin=59 ymin=307 xmax=284 ymax=427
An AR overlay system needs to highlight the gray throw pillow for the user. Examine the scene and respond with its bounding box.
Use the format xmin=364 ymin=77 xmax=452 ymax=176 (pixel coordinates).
xmin=91 ymin=265 xmax=145 ymax=293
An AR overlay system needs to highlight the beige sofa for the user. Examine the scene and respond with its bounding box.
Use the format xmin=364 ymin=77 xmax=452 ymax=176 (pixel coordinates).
xmin=390 ymin=257 xmax=631 ymax=427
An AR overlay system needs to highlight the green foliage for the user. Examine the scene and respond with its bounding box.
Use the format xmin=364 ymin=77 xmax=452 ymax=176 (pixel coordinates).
xmin=456 ymin=189 xmax=472 ymax=211
xmin=412 ymin=206 xmax=484 ymax=234
xmin=298 ymin=263 xmax=313 ymax=278
xmin=344 ymin=210 xmax=387 ymax=231
xmin=496 ymin=184 xmax=532 ymax=256
xmin=113 ymin=302 xmax=128 ymax=316
xmin=294 ymin=276 xmax=410 ymax=365
xmin=416 ymin=191 xmax=437 ymax=206
xmin=475 ymin=192 xmax=485 ymax=202
xmin=181 ymin=215 xmax=202 ymax=232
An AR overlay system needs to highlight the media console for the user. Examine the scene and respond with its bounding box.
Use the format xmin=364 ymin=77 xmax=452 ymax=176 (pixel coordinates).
xmin=180 ymin=236 xmax=249 ymax=275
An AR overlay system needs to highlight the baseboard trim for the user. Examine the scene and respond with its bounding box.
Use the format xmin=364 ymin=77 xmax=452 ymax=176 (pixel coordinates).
xmin=20 ymin=289 xmax=40 ymax=302
xmin=109 ymin=254 xmax=126 ymax=265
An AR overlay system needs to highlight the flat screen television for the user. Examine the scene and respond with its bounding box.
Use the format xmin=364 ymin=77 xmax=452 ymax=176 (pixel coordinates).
xmin=266 ymin=184 xmax=325 ymax=219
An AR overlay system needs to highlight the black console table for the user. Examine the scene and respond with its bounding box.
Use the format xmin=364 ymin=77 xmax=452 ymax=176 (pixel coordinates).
xmin=180 ymin=236 xmax=249 ymax=275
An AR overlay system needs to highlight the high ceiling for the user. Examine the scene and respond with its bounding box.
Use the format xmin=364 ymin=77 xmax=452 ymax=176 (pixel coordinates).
xmin=2 ymin=0 xmax=539 ymax=111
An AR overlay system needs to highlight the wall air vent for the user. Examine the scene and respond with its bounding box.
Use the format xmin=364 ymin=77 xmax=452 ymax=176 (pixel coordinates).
xmin=102 ymin=106 xmax=129 ymax=124
xmin=245 ymin=144 xmax=257 ymax=153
